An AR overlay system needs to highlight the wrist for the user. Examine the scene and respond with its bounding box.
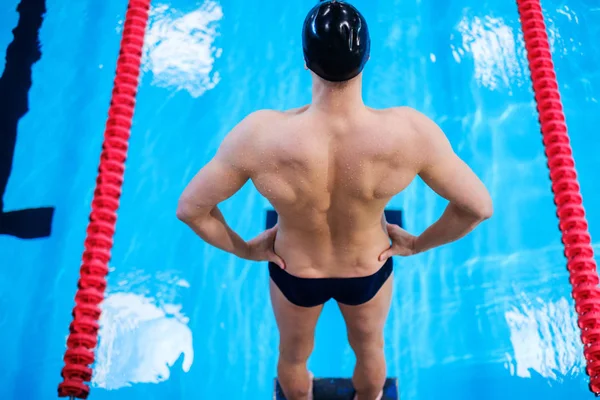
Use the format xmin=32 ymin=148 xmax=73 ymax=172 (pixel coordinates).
xmin=412 ymin=235 xmax=423 ymax=255
xmin=236 ymin=241 xmax=252 ymax=260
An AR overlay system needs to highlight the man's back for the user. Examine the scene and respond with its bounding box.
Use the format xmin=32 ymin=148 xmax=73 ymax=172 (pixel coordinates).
xmin=247 ymin=106 xmax=423 ymax=278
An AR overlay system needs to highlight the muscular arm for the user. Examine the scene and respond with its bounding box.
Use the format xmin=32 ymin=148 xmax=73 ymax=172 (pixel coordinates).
xmin=410 ymin=109 xmax=493 ymax=253
xmin=176 ymin=113 xmax=259 ymax=258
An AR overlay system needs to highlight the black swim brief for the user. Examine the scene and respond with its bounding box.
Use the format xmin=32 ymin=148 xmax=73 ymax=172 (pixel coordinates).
xmin=268 ymin=257 xmax=393 ymax=308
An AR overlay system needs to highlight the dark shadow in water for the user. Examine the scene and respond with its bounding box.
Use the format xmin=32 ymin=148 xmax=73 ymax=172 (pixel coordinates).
xmin=0 ymin=0 xmax=54 ymax=239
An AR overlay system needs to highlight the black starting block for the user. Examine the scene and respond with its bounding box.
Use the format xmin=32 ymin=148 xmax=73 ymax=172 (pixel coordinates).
xmin=273 ymin=377 xmax=399 ymax=399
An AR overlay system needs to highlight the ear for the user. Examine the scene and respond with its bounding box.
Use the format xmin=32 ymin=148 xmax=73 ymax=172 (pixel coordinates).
xmin=304 ymin=63 xmax=308 ymax=70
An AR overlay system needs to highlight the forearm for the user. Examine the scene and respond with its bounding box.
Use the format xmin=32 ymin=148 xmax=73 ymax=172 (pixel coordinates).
xmin=414 ymin=202 xmax=486 ymax=254
xmin=179 ymin=206 xmax=249 ymax=258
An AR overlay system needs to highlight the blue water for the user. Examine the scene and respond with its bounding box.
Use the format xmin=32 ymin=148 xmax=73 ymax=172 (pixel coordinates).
xmin=1 ymin=0 xmax=599 ymax=399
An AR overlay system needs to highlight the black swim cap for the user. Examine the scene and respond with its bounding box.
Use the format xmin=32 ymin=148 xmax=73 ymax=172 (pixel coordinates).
xmin=302 ymin=0 xmax=370 ymax=82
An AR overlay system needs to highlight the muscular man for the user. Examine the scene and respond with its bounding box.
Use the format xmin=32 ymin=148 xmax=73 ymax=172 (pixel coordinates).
xmin=177 ymin=1 xmax=493 ymax=399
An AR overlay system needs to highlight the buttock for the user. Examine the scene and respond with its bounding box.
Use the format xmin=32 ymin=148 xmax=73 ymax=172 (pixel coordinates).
xmin=268 ymin=258 xmax=393 ymax=308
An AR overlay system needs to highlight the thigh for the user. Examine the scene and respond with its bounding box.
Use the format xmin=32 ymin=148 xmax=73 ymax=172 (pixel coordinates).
xmin=270 ymin=279 xmax=323 ymax=361
xmin=338 ymin=272 xmax=393 ymax=351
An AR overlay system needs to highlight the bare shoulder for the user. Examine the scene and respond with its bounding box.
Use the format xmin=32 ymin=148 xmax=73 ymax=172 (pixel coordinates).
xmin=386 ymin=107 xmax=449 ymax=144
xmin=245 ymin=106 xmax=306 ymax=121
xmin=216 ymin=109 xmax=290 ymax=172
xmin=283 ymin=104 xmax=310 ymax=115
xmin=368 ymin=107 xmax=452 ymax=169
xmin=384 ymin=106 xmax=432 ymax=127
xmin=236 ymin=107 xmax=307 ymax=137
xmin=215 ymin=110 xmax=276 ymax=166
xmin=394 ymin=108 xmax=456 ymax=171
xmin=240 ymin=109 xmax=283 ymax=128
xmin=368 ymin=106 xmax=438 ymax=138
xmin=369 ymin=106 xmax=423 ymax=125
xmin=225 ymin=110 xmax=281 ymax=141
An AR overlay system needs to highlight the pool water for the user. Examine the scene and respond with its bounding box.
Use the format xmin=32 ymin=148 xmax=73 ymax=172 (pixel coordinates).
xmin=1 ymin=0 xmax=599 ymax=399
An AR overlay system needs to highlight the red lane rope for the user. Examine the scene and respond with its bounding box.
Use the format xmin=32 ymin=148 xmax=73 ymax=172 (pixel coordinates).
xmin=57 ymin=1 xmax=151 ymax=398
xmin=517 ymin=0 xmax=600 ymax=394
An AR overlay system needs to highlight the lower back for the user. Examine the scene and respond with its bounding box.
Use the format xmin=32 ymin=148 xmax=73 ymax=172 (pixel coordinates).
xmin=273 ymin=210 xmax=391 ymax=278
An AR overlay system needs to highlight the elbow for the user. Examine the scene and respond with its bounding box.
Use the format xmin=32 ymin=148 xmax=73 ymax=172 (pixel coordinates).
xmin=177 ymin=197 xmax=212 ymax=225
xmin=176 ymin=199 xmax=195 ymax=223
xmin=458 ymin=196 xmax=493 ymax=222
xmin=176 ymin=205 xmax=191 ymax=222
xmin=475 ymin=197 xmax=494 ymax=221
xmin=477 ymin=205 xmax=493 ymax=221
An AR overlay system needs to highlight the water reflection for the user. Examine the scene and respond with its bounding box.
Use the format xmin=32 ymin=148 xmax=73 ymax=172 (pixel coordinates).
xmin=93 ymin=292 xmax=194 ymax=389
xmin=460 ymin=242 xmax=587 ymax=381
xmin=142 ymin=1 xmax=223 ymax=97
xmin=505 ymin=297 xmax=583 ymax=379
xmin=451 ymin=14 xmax=525 ymax=90
xmin=545 ymin=4 xmax=583 ymax=58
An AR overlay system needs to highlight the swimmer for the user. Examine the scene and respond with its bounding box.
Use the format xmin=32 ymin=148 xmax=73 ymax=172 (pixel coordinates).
xmin=177 ymin=1 xmax=493 ymax=399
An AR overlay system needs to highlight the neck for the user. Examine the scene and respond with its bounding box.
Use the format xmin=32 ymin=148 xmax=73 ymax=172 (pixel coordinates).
xmin=310 ymin=73 xmax=364 ymax=112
